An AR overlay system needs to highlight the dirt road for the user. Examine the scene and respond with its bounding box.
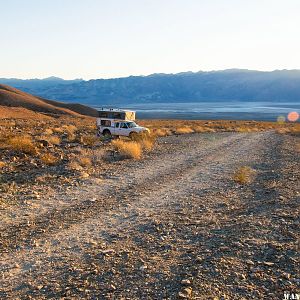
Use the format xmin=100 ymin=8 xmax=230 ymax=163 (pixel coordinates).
xmin=0 ymin=132 xmax=299 ymax=299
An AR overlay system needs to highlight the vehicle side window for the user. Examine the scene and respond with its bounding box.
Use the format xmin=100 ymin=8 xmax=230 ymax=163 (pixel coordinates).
xmin=115 ymin=122 xmax=119 ymax=128
xmin=120 ymin=123 xmax=128 ymax=128
xmin=101 ymin=120 xmax=111 ymax=127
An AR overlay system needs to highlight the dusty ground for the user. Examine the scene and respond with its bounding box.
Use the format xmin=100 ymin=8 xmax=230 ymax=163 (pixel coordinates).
xmin=0 ymin=131 xmax=299 ymax=299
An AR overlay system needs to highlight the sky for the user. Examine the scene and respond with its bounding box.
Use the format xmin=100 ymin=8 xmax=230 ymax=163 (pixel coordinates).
xmin=1 ymin=0 xmax=300 ymax=80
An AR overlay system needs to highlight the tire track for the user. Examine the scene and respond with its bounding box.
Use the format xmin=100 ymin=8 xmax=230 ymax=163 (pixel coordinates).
xmin=0 ymin=132 xmax=278 ymax=299
xmin=0 ymin=133 xmax=251 ymax=254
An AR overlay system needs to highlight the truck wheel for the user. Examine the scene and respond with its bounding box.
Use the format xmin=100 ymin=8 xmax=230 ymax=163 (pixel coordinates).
xmin=103 ymin=129 xmax=112 ymax=139
xmin=129 ymin=132 xmax=138 ymax=140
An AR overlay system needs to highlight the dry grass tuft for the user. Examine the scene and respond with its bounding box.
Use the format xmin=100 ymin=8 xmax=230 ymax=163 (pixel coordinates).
xmin=40 ymin=153 xmax=59 ymax=165
xmin=0 ymin=161 xmax=5 ymax=169
xmin=153 ymin=128 xmax=172 ymax=137
xmin=134 ymin=132 xmax=156 ymax=151
xmin=140 ymin=139 xmax=155 ymax=151
xmin=233 ymin=166 xmax=255 ymax=184
xmin=67 ymin=133 xmax=76 ymax=142
xmin=76 ymin=148 xmax=104 ymax=165
xmin=276 ymin=128 xmax=291 ymax=134
xmin=175 ymin=127 xmax=194 ymax=134
xmin=36 ymin=173 xmax=54 ymax=183
xmin=68 ymin=161 xmax=83 ymax=171
xmin=193 ymin=126 xmax=208 ymax=133
xmin=80 ymin=134 xmax=98 ymax=146
xmin=112 ymin=140 xmax=142 ymax=159
xmin=44 ymin=128 xmax=54 ymax=135
xmin=61 ymin=125 xmax=78 ymax=142
xmin=53 ymin=127 xmax=64 ymax=134
xmin=68 ymin=150 xmax=93 ymax=170
xmin=41 ymin=135 xmax=61 ymax=145
xmin=62 ymin=124 xmax=77 ymax=135
xmin=7 ymin=136 xmax=37 ymax=155
xmin=78 ymin=156 xmax=92 ymax=167
xmin=236 ymin=127 xmax=254 ymax=133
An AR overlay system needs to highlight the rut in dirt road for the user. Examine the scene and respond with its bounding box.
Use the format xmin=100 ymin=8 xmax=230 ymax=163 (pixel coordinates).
xmin=0 ymin=133 xmax=249 ymax=253
xmin=0 ymin=132 xmax=299 ymax=300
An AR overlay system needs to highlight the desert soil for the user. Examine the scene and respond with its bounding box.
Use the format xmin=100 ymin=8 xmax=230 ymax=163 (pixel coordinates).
xmin=0 ymin=132 xmax=299 ymax=300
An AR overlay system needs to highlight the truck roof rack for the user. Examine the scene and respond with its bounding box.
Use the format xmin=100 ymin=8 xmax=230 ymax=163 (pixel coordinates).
xmin=98 ymin=108 xmax=135 ymax=113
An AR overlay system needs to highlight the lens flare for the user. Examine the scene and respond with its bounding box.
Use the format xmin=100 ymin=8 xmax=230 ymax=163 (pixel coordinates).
xmin=277 ymin=116 xmax=285 ymax=123
xmin=287 ymin=111 xmax=299 ymax=122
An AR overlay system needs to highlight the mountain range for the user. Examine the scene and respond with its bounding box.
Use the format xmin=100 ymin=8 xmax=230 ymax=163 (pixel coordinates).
xmin=1 ymin=69 xmax=300 ymax=106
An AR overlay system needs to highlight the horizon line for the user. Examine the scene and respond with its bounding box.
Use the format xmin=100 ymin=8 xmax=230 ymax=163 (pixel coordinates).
xmin=1 ymin=68 xmax=300 ymax=81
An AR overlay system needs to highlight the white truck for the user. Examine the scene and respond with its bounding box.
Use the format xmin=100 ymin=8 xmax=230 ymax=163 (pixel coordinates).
xmin=96 ymin=108 xmax=150 ymax=139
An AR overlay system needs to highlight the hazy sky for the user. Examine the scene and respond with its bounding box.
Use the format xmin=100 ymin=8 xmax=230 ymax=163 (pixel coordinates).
xmin=1 ymin=0 xmax=300 ymax=79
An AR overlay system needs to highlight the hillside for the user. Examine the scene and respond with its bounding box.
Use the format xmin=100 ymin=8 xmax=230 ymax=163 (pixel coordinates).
xmin=0 ymin=84 xmax=97 ymax=117
xmin=1 ymin=69 xmax=300 ymax=105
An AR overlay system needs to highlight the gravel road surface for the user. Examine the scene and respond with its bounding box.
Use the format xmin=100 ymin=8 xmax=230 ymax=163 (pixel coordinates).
xmin=0 ymin=132 xmax=299 ymax=299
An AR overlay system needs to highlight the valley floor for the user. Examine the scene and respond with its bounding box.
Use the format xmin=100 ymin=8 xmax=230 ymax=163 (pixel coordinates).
xmin=0 ymin=132 xmax=299 ymax=299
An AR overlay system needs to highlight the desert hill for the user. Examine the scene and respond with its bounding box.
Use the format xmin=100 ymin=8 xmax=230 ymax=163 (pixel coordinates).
xmin=0 ymin=84 xmax=97 ymax=118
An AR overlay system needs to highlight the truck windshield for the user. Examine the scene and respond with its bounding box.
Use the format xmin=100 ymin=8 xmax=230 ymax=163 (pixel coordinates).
xmin=127 ymin=122 xmax=138 ymax=128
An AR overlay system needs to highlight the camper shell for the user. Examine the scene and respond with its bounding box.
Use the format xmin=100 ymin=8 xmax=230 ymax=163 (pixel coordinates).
xmin=97 ymin=108 xmax=136 ymax=121
xmin=96 ymin=108 xmax=149 ymax=139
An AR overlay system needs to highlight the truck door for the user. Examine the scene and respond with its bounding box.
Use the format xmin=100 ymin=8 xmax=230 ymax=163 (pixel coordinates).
xmin=118 ymin=122 xmax=130 ymax=136
xmin=114 ymin=122 xmax=121 ymax=135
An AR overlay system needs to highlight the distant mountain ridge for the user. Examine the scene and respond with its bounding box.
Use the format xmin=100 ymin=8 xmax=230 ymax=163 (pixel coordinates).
xmin=1 ymin=69 xmax=300 ymax=105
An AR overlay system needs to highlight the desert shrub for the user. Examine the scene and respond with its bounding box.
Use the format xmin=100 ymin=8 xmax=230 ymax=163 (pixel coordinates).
xmin=41 ymin=135 xmax=61 ymax=145
xmin=62 ymin=125 xmax=77 ymax=135
xmin=0 ymin=182 xmax=17 ymax=199
xmin=67 ymin=161 xmax=83 ymax=171
xmin=67 ymin=133 xmax=76 ymax=142
xmin=140 ymin=139 xmax=154 ymax=151
xmin=59 ymin=125 xmax=78 ymax=142
xmin=44 ymin=128 xmax=53 ymax=135
xmin=112 ymin=140 xmax=142 ymax=159
xmin=233 ymin=166 xmax=255 ymax=184
xmin=36 ymin=173 xmax=54 ymax=183
xmin=193 ymin=126 xmax=208 ymax=133
xmin=48 ymin=135 xmax=61 ymax=145
xmin=85 ymin=149 xmax=104 ymax=165
xmin=78 ymin=156 xmax=92 ymax=167
xmin=175 ymin=127 xmax=194 ymax=134
xmin=7 ymin=136 xmax=37 ymax=155
xmin=0 ymin=161 xmax=5 ymax=169
xmin=276 ymin=128 xmax=290 ymax=134
xmin=40 ymin=153 xmax=59 ymax=165
xmin=68 ymin=149 xmax=93 ymax=170
xmin=137 ymin=133 xmax=156 ymax=151
xmin=153 ymin=128 xmax=172 ymax=137
xmin=53 ymin=127 xmax=64 ymax=134
xmin=235 ymin=127 xmax=248 ymax=133
xmin=81 ymin=134 xmax=98 ymax=146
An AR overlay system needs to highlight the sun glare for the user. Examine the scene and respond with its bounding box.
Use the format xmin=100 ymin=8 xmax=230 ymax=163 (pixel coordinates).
xmin=287 ymin=111 xmax=299 ymax=122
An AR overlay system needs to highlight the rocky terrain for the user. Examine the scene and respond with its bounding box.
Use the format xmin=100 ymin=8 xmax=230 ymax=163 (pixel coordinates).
xmin=0 ymin=117 xmax=299 ymax=299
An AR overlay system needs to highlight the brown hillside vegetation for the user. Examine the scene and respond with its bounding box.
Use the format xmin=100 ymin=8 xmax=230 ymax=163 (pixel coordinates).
xmin=42 ymin=98 xmax=98 ymax=117
xmin=0 ymin=84 xmax=96 ymax=117
xmin=0 ymin=106 xmax=53 ymax=120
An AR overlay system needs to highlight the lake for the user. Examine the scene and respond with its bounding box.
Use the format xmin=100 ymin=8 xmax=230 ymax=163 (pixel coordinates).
xmin=95 ymin=101 xmax=300 ymax=121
